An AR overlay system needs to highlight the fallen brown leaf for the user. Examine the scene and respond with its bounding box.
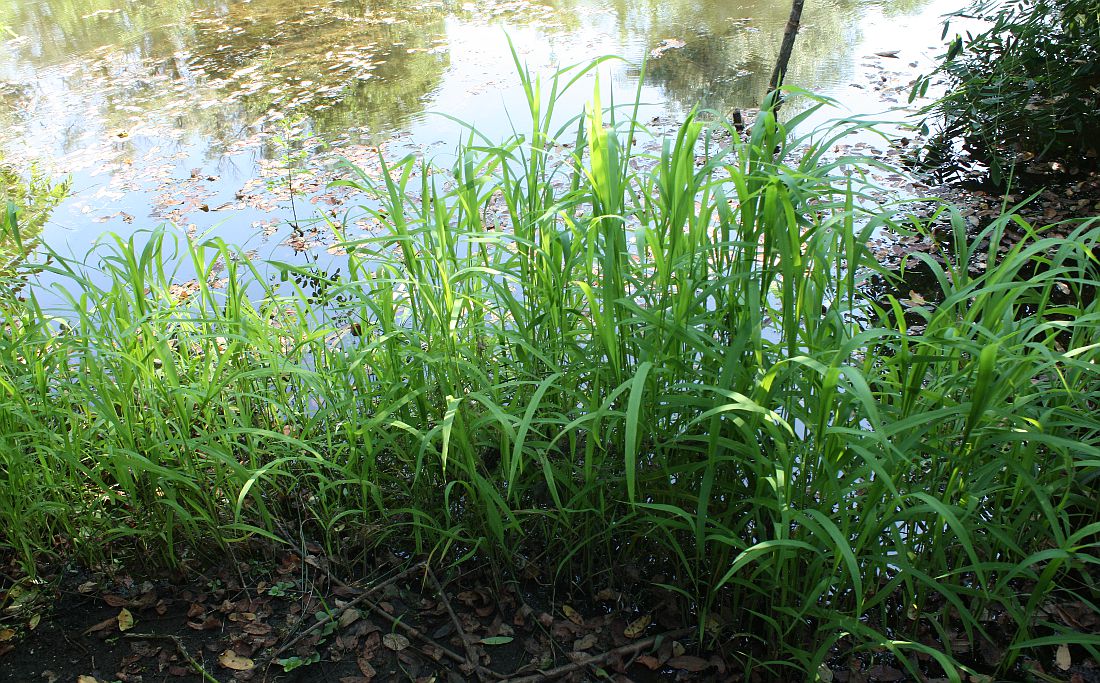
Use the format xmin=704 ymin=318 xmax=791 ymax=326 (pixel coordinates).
xmin=218 ymin=649 xmax=255 ymax=671
xmin=187 ymin=616 xmax=221 ymax=631
xmin=562 ymin=604 xmax=584 ymax=626
xmin=82 ymin=615 xmax=118 ymax=635
xmin=382 ymin=633 xmax=409 ymax=651
xmin=573 ymin=633 xmax=598 ymax=651
xmin=635 ymin=654 xmax=661 ymax=670
xmin=623 ymin=614 xmax=651 ymax=639
xmin=117 ymin=608 xmax=135 ymax=632
xmin=1056 ymin=644 xmax=1072 ymax=671
xmin=242 ymin=622 xmax=272 ymax=636
xmin=357 ymin=652 xmax=377 ymax=678
xmin=339 ymin=608 xmax=361 ymax=628
xmin=667 ymin=655 xmax=711 ymax=672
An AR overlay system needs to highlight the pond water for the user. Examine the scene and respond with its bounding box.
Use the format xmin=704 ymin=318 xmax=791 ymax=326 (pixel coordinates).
xmin=1 ymin=0 xmax=949 ymax=263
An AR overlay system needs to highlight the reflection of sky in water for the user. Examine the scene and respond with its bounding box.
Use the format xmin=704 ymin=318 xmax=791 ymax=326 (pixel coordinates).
xmin=0 ymin=0 xmax=951 ymax=256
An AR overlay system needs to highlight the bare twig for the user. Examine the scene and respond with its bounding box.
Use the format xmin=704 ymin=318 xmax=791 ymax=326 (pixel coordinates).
xmin=123 ymin=632 xmax=218 ymax=683
xmin=426 ymin=567 xmax=483 ymax=677
xmin=266 ymin=525 xmax=500 ymax=678
xmin=268 ymin=561 xmax=425 ymax=662
xmin=501 ymin=627 xmax=694 ymax=683
xmin=362 ymin=596 xmax=504 ymax=680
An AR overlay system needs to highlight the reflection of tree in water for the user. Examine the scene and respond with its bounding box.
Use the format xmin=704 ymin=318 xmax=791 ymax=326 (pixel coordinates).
xmin=0 ymin=0 xmax=936 ymax=164
xmin=0 ymin=0 xmax=451 ymax=154
xmin=0 ymin=81 xmax=29 ymax=124
xmin=640 ymin=23 xmax=854 ymax=113
xmin=556 ymin=0 xmax=923 ymax=111
xmin=0 ymin=160 xmax=69 ymax=286
xmin=0 ymin=0 xmax=193 ymax=68
xmin=181 ymin=0 xmax=451 ymax=142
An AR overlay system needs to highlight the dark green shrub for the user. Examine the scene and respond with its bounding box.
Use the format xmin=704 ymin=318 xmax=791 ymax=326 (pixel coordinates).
xmin=914 ymin=0 xmax=1100 ymax=184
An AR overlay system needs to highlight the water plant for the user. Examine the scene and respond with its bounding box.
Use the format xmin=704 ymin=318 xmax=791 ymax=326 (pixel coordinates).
xmin=1 ymin=58 xmax=1097 ymax=678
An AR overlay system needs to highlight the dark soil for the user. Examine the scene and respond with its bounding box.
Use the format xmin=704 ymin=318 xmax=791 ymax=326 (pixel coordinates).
xmin=4 ymin=541 xmax=1099 ymax=683
xmin=0 ymin=549 xmax=735 ymax=683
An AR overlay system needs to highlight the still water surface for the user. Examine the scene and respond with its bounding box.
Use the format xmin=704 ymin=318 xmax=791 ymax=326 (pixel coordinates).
xmin=0 ymin=0 xmax=943 ymax=258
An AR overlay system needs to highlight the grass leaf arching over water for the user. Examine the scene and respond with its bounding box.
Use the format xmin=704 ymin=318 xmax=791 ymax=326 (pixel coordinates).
xmin=1 ymin=59 xmax=1098 ymax=678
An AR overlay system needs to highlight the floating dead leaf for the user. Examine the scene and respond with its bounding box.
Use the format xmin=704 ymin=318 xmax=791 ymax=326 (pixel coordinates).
xmin=117 ymin=608 xmax=135 ymax=632
xmin=382 ymin=633 xmax=410 ymax=651
xmin=0 ymin=628 xmax=14 ymax=641
xmin=650 ymin=38 xmax=686 ymax=58
xmin=623 ymin=614 xmax=651 ymax=638
xmin=562 ymin=604 xmax=584 ymax=626
xmin=904 ymin=290 xmax=927 ymax=306
xmin=1056 ymin=644 xmax=1072 ymax=670
xmin=168 ymin=281 xmax=201 ymax=302
xmin=77 ymin=677 xmax=99 ymax=683
xmin=667 ymin=655 xmax=711 ymax=672
xmin=218 ymin=649 xmax=255 ymax=671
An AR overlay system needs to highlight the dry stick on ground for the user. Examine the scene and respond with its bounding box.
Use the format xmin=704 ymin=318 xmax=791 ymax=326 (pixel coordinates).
xmin=502 ymin=627 xmax=695 ymax=683
xmin=268 ymin=561 xmax=426 ymax=663
xmin=123 ymin=633 xmax=219 ymax=683
xmin=767 ymin=0 xmax=806 ymax=108
xmin=360 ymin=592 xmax=505 ymax=680
xmin=267 ymin=525 xmax=501 ymax=678
xmin=426 ymin=567 xmax=484 ymax=677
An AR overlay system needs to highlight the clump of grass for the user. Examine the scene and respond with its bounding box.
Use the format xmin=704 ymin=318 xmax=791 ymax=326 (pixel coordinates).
xmin=1 ymin=56 xmax=1098 ymax=678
